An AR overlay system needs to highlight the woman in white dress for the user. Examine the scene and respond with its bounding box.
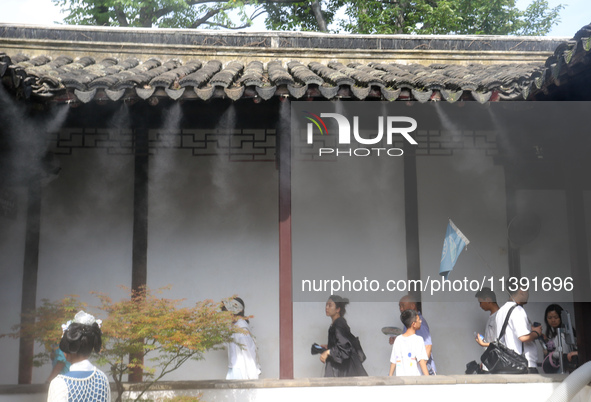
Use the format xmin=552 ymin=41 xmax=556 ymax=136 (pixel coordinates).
xmin=48 ymin=311 xmax=110 ymax=402
xmin=223 ymin=297 xmax=261 ymax=380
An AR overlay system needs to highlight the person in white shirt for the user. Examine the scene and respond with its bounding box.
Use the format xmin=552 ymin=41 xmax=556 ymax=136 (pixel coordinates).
xmin=475 ymin=287 xmax=499 ymax=348
xmin=389 ymin=294 xmax=436 ymax=374
xmin=389 ymin=309 xmax=430 ymax=376
xmin=474 ymin=287 xmax=500 ymax=372
xmin=495 ymin=286 xmax=542 ymax=373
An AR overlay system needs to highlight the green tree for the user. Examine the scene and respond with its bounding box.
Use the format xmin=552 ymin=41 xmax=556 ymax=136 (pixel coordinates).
xmin=94 ymin=286 xmax=238 ymax=402
xmin=51 ymin=0 xmax=262 ymax=28
xmin=264 ymin=0 xmax=344 ymax=31
xmin=2 ymin=287 xmax=239 ymax=402
xmin=268 ymin=0 xmax=564 ymax=35
xmin=51 ymin=0 xmax=562 ymax=34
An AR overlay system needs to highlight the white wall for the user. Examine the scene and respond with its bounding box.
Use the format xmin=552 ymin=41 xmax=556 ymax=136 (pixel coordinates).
xmin=146 ymin=149 xmax=279 ymax=380
xmin=416 ymin=148 xmax=509 ymax=374
xmin=0 ymin=125 xmax=588 ymax=384
xmin=0 ymin=145 xmax=280 ymax=383
xmin=292 ymin=154 xmax=407 ymax=377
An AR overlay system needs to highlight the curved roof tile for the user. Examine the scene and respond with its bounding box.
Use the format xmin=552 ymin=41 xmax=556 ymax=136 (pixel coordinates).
xmin=268 ymin=60 xmax=294 ymax=86
xmin=179 ymin=60 xmax=222 ymax=88
xmin=210 ymin=61 xmax=244 ymax=88
xmin=1 ymin=23 xmax=590 ymax=103
xmin=239 ymin=60 xmax=265 ymax=87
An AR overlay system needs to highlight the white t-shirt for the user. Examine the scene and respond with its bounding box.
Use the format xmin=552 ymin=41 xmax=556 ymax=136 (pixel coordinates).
xmin=390 ymin=334 xmax=428 ymax=376
xmin=480 ymin=311 xmax=498 ymax=372
xmin=495 ymin=302 xmax=530 ymax=358
xmin=524 ymin=340 xmax=539 ymax=368
xmin=484 ymin=311 xmax=498 ymax=344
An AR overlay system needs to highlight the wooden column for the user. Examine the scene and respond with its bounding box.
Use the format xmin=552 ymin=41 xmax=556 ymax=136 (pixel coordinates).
xmin=403 ymin=144 xmax=421 ymax=301
xmin=561 ymin=122 xmax=591 ymax=365
xmin=278 ymin=99 xmax=293 ymax=379
xmin=504 ymin=182 xmax=521 ymax=278
xmin=128 ymin=124 xmax=149 ymax=383
xmin=17 ymin=180 xmax=41 ymax=384
xmin=565 ymin=183 xmax=591 ymax=365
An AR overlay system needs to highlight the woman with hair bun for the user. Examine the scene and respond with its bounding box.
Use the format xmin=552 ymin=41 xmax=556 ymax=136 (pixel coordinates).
xmin=222 ymin=297 xmax=261 ymax=380
xmin=47 ymin=311 xmax=110 ymax=402
xmin=319 ymin=295 xmax=367 ymax=377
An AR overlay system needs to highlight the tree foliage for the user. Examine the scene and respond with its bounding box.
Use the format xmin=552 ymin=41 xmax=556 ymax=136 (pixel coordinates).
xmin=264 ymin=0 xmax=344 ymax=31
xmin=271 ymin=0 xmax=564 ymax=35
xmin=94 ymin=286 xmax=238 ymax=402
xmin=2 ymin=287 xmax=239 ymax=402
xmin=51 ymin=0 xmax=563 ymax=35
xmin=50 ymin=0 xmax=262 ymax=28
xmin=0 ymin=296 xmax=87 ymax=367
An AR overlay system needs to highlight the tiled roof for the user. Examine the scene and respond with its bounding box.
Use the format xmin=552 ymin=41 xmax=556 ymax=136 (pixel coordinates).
xmin=1 ymin=24 xmax=590 ymax=104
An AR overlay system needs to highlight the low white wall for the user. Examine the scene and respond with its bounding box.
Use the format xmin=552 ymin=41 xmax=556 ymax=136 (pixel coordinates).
xmin=2 ymin=378 xmax=590 ymax=402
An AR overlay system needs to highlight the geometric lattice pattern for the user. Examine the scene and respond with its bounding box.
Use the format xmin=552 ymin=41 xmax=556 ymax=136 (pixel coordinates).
xmin=49 ymin=128 xmax=277 ymax=161
xmin=152 ymin=128 xmax=277 ymax=161
xmin=49 ymin=127 xmax=495 ymax=160
xmin=292 ymin=129 xmax=408 ymax=162
xmin=63 ymin=371 xmax=110 ymax=402
xmin=49 ymin=128 xmax=135 ymax=156
xmin=292 ymin=129 xmax=498 ymax=161
xmin=415 ymin=130 xmax=498 ymax=156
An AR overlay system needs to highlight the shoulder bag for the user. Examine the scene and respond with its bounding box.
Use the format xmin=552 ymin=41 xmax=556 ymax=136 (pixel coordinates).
xmin=480 ymin=304 xmax=528 ymax=374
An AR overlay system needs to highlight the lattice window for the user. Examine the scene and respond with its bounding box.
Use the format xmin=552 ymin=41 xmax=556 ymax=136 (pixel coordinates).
xmin=293 ymin=128 xmax=498 ymax=161
xmin=415 ymin=129 xmax=498 ymax=156
xmin=173 ymin=128 xmax=276 ymax=161
xmin=49 ymin=128 xmax=134 ymax=155
xmin=48 ymin=128 xmax=277 ymax=161
xmin=48 ymin=127 xmax=496 ymax=160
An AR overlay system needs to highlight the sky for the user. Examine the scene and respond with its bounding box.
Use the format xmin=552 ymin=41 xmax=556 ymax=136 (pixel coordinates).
xmin=0 ymin=0 xmax=589 ymax=37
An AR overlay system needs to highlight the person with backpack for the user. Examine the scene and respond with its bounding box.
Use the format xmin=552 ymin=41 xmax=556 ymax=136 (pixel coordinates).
xmin=494 ymin=286 xmax=542 ymax=373
xmin=319 ymin=295 xmax=367 ymax=377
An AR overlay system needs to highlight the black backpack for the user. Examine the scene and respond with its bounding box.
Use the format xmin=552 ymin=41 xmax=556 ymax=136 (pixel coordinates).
xmin=348 ymin=333 xmax=366 ymax=363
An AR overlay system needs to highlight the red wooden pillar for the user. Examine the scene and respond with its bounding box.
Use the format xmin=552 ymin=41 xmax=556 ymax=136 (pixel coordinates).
xmin=562 ymin=124 xmax=591 ymax=365
xmin=17 ymin=180 xmax=41 ymax=384
xmin=128 ymin=123 xmax=149 ymax=383
xmin=565 ymin=182 xmax=591 ymax=364
xmin=278 ymin=99 xmax=293 ymax=379
xmin=403 ymin=143 xmax=421 ymax=294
